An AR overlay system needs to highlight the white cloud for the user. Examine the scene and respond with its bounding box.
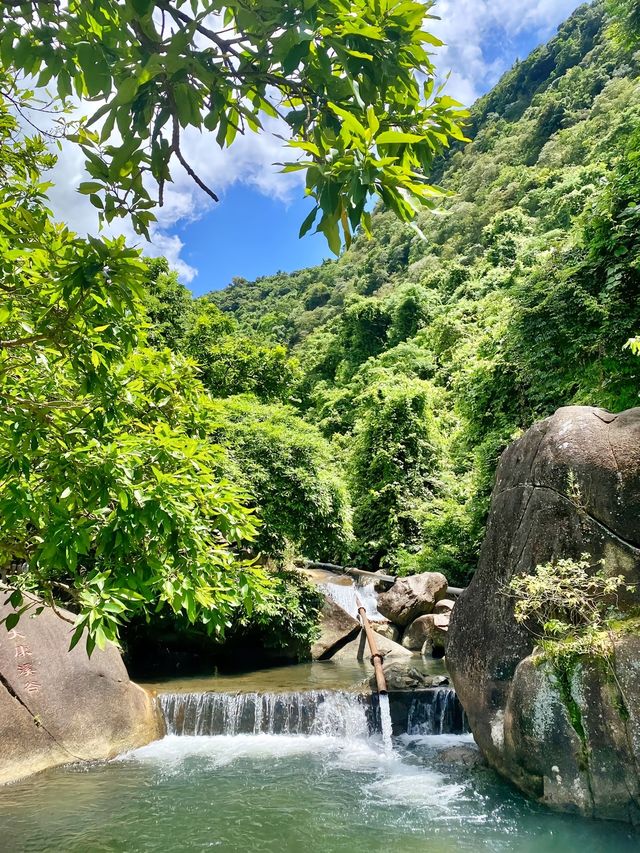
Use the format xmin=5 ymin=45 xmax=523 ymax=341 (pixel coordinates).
xmin=43 ymin=0 xmax=583 ymax=281
xmin=431 ymin=0 xmax=582 ymax=104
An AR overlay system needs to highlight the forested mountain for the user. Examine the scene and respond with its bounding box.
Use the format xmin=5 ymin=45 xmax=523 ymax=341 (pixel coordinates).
xmin=146 ymin=1 xmax=639 ymax=588
xmin=200 ymin=1 xmax=639 ymax=579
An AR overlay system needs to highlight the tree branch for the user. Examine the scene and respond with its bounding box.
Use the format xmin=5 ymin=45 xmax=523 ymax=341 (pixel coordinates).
xmin=169 ymin=99 xmax=219 ymax=202
xmin=0 ymin=334 xmax=47 ymax=349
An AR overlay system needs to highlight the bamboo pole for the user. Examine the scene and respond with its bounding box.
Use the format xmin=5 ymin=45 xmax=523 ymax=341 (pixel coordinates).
xmin=356 ymin=595 xmax=387 ymax=695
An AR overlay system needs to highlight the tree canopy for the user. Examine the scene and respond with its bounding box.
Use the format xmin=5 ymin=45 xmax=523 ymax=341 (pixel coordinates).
xmin=1 ymin=0 xmax=467 ymax=251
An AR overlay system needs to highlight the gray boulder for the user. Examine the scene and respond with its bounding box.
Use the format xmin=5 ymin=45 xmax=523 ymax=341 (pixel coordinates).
xmin=402 ymin=613 xmax=449 ymax=651
xmin=437 ymin=744 xmax=485 ymax=768
xmin=419 ymin=613 xmax=450 ymax=655
xmin=0 ymin=592 xmax=162 ymax=785
xmin=377 ymin=572 xmax=448 ymax=627
xmin=447 ymin=406 xmax=640 ymax=822
xmin=311 ymin=596 xmax=361 ymax=660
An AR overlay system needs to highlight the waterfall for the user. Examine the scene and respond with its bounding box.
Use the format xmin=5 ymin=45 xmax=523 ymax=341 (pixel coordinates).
xmin=158 ymin=687 xmax=468 ymax=740
xmin=319 ymin=578 xmax=383 ymax=620
xmin=405 ymin=687 xmax=469 ymax=735
xmin=159 ymin=690 xmax=370 ymax=738
xmin=378 ymin=694 xmax=393 ymax=755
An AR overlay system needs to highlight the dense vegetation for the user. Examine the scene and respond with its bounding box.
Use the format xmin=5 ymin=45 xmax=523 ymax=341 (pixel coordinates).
xmin=207 ymin=0 xmax=640 ymax=584
xmin=0 ymin=0 xmax=638 ymax=663
xmin=0 ymin=0 xmax=469 ymax=656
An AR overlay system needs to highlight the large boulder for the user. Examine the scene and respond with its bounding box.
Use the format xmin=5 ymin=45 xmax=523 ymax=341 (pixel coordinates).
xmin=447 ymin=406 xmax=640 ymax=822
xmin=499 ymin=638 xmax=640 ymax=821
xmin=377 ymin=572 xmax=448 ymax=627
xmin=311 ymin=597 xmax=361 ymax=660
xmin=331 ymin=628 xmax=412 ymax=663
xmin=401 ymin=613 xmax=449 ymax=650
xmin=0 ymin=592 xmax=162 ymax=785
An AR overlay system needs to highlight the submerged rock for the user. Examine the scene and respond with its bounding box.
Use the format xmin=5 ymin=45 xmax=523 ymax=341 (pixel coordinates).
xmin=437 ymin=743 xmax=485 ymax=768
xmin=311 ymin=596 xmax=361 ymax=660
xmin=0 ymin=592 xmax=162 ymax=785
xmin=447 ymin=405 xmax=640 ymax=823
xmin=377 ymin=572 xmax=448 ymax=627
xmin=377 ymin=663 xmax=449 ymax=691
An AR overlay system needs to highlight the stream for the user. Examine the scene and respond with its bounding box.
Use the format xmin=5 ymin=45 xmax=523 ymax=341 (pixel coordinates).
xmin=0 ymin=667 xmax=639 ymax=852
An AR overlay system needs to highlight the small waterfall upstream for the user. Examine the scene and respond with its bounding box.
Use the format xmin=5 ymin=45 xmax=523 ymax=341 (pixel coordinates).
xmin=319 ymin=578 xmax=383 ymax=620
xmin=158 ymin=686 xmax=467 ymax=739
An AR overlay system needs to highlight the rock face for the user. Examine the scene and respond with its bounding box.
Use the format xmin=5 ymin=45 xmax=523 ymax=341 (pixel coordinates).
xmin=447 ymin=406 xmax=640 ymax=822
xmin=377 ymin=572 xmax=448 ymax=627
xmin=0 ymin=593 xmax=162 ymax=785
xmin=310 ymin=597 xmax=361 ymax=660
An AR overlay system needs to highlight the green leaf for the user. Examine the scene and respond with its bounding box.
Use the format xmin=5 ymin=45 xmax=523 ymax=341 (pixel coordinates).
xmin=376 ymin=131 xmax=425 ymax=145
xmin=5 ymin=613 xmax=20 ymax=631
xmin=328 ymin=102 xmax=367 ymax=139
xmin=299 ymin=206 xmax=319 ymax=238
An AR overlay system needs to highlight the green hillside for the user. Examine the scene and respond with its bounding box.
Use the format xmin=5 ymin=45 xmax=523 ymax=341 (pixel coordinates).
xmin=163 ymin=0 xmax=640 ymax=585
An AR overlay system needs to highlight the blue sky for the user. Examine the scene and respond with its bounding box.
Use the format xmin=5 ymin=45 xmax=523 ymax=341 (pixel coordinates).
xmin=178 ymin=187 xmax=329 ymax=294
xmin=48 ymin=0 xmax=585 ymax=295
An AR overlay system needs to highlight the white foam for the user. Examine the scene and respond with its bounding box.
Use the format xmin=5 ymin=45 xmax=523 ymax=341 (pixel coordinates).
xmin=120 ymin=732 xmax=388 ymax=768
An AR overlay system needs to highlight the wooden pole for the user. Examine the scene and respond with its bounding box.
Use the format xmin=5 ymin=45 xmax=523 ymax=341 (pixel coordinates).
xmin=356 ymin=595 xmax=387 ymax=695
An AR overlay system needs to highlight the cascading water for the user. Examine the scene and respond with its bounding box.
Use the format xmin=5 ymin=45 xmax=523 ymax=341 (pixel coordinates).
xmin=406 ymin=687 xmax=469 ymax=736
xmin=159 ymin=687 xmax=467 ymax=740
xmin=319 ymin=577 xmax=383 ymax=620
xmin=377 ymin=694 xmax=393 ymax=755
xmin=159 ymin=690 xmax=370 ymax=738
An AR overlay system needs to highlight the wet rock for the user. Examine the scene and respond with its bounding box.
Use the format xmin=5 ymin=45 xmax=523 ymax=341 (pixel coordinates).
xmin=311 ymin=596 xmax=361 ymax=660
xmin=377 ymin=573 xmax=448 ymax=627
xmin=401 ymin=615 xmax=433 ymax=650
xmin=374 ymin=663 xmax=449 ymax=691
xmin=421 ymin=614 xmax=450 ymax=655
xmin=437 ymin=744 xmax=485 ymax=768
xmin=447 ymin=405 xmax=640 ymax=822
xmin=371 ymin=622 xmax=400 ymax=643
xmin=0 ymin=591 xmax=162 ymax=786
